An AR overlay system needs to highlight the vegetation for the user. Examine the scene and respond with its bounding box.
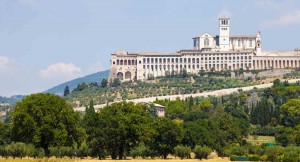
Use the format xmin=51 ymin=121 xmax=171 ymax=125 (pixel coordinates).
xmin=3 ymin=73 xmax=300 ymax=160
xmin=65 ymin=70 xmax=260 ymax=107
xmin=10 ymin=93 xmax=86 ymax=156
xmin=46 ymin=70 xmax=109 ymax=95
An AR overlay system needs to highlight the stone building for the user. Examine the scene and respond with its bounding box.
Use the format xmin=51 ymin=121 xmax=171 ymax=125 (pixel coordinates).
xmin=109 ymin=18 xmax=300 ymax=81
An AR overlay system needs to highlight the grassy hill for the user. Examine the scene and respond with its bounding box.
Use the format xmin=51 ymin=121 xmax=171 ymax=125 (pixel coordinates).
xmin=64 ymin=69 xmax=300 ymax=107
xmin=46 ymin=70 xmax=109 ymax=95
xmin=65 ymin=71 xmax=256 ymax=107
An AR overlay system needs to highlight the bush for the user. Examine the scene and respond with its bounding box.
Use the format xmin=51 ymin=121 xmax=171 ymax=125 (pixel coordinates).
xmin=8 ymin=142 xmax=28 ymax=159
xmin=264 ymin=146 xmax=284 ymax=162
xmin=193 ymin=145 xmax=212 ymax=160
xmin=49 ymin=146 xmax=74 ymax=158
xmin=0 ymin=142 xmax=34 ymax=159
xmin=248 ymin=154 xmax=260 ymax=161
xmin=174 ymin=145 xmax=191 ymax=159
xmin=282 ymin=146 xmax=300 ymax=162
xmin=130 ymin=144 xmax=155 ymax=159
xmin=229 ymin=146 xmax=248 ymax=156
xmin=78 ymin=142 xmax=91 ymax=158
xmin=33 ymin=148 xmax=45 ymax=158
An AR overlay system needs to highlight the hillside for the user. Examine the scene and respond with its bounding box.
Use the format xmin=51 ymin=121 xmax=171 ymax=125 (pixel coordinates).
xmin=65 ymin=69 xmax=300 ymax=108
xmin=46 ymin=70 xmax=109 ymax=95
xmin=0 ymin=95 xmax=24 ymax=104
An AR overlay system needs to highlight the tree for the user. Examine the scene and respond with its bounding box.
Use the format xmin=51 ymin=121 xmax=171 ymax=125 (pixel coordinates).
xmin=280 ymin=99 xmax=300 ymax=127
xmin=193 ymin=145 xmax=212 ymax=160
xmin=11 ymin=93 xmax=86 ymax=156
xmin=0 ymin=122 xmax=11 ymax=145
xmin=182 ymin=69 xmax=188 ymax=78
xmin=151 ymin=119 xmax=183 ymax=159
xmin=101 ymin=79 xmax=108 ymax=88
xmin=86 ymin=102 xmax=154 ymax=159
xmin=112 ymin=78 xmax=121 ymax=87
xmin=63 ymin=86 xmax=70 ymax=96
xmin=174 ymin=145 xmax=191 ymax=159
xmin=273 ymin=79 xmax=281 ymax=87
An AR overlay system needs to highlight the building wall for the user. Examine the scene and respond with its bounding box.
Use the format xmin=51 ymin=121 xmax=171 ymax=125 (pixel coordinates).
xmin=108 ymin=18 xmax=299 ymax=81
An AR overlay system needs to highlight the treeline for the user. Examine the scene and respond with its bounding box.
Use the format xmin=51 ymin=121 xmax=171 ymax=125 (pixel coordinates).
xmin=2 ymin=79 xmax=300 ymax=160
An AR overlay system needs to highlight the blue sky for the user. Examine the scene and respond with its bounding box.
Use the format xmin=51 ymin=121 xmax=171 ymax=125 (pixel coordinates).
xmin=0 ymin=0 xmax=300 ymax=96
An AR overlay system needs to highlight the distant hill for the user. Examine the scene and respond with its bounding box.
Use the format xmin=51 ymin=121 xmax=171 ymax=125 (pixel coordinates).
xmin=0 ymin=95 xmax=24 ymax=104
xmin=46 ymin=70 xmax=109 ymax=95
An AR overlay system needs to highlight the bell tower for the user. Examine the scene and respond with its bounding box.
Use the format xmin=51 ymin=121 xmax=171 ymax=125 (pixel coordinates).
xmin=219 ymin=18 xmax=230 ymax=51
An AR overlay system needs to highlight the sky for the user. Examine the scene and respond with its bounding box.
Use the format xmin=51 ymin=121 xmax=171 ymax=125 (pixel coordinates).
xmin=0 ymin=0 xmax=300 ymax=97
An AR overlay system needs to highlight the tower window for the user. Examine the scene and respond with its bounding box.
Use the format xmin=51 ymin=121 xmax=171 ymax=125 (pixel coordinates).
xmin=204 ymin=38 xmax=209 ymax=46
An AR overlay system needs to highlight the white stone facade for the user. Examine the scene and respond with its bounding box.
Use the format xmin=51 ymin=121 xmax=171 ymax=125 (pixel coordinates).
xmin=109 ymin=18 xmax=300 ymax=81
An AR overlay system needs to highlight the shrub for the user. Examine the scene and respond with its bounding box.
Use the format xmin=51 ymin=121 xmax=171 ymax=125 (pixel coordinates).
xmin=230 ymin=146 xmax=248 ymax=156
xmin=282 ymin=146 xmax=300 ymax=162
xmin=130 ymin=144 xmax=155 ymax=159
xmin=33 ymin=148 xmax=45 ymax=158
xmin=248 ymin=154 xmax=260 ymax=161
xmin=193 ymin=145 xmax=212 ymax=160
xmin=264 ymin=146 xmax=284 ymax=162
xmin=78 ymin=142 xmax=91 ymax=158
xmin=8 ymin=142 xmax=28 ymax=159
xmin=49 ymin=146 xmax=74 ymax=158
xmin=174 ymin=145 xmax=191 ymax=159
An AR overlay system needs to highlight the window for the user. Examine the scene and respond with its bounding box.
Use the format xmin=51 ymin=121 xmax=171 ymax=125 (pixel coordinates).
xmin=238 ymin=39 xmax=241 ymax=47
xmin=204 ymin=38 xmax=209 ymax=46
xmin=249 ymin=40 xmax=252 ymax=47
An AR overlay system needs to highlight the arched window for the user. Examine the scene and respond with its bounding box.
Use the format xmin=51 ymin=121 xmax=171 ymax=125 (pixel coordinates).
xmin=204 ymin=38 xmax=209 ymax=46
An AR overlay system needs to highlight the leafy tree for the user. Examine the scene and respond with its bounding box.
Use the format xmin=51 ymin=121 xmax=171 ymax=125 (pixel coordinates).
xmin=182 ymin=69 xmax=188 ymax=78
xmin=63 ymin=86 xmax=70 ymax=96
xmin=280 ymin=99 xmax=300 ymax=127
xmin=151 ymin=119 xmax=183 ymax=159
xmin=273 ymin=79 xmax=281 ymax=87
xmin=199 ymin=100 xmax=213 ymax=112
xmin=193 ymin=145 xmax=212 ymax=160
xmin=87 ymin=102 xmax=154 ymax=159
xmin=101 ymin=79 xmax=108 ymax=88
xmin=181 ymin=131 xmax=195 ymax=149
xmin=0 ymin=122 xmax=11 ymax=145
xmin=11 ymin=93 xmax=86 ymax=156
xmin=173 ymin=145 xmax=191 ymax=159
xmin=112 ymin=78 xmax=121 ymax=87
xmin=166 ymin=100 xmax=185 ymax=119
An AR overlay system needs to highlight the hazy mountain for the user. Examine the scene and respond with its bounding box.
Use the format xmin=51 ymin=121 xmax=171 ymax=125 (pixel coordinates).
xmin=46 ymin=70 xmax=109 ymax=95
xmin=0 ymin=95 xmax=24 ymax=104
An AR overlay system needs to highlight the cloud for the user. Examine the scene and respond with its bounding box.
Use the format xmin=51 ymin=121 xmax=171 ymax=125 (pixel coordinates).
xmin=255 ymin=0 xmax=295 ymax=11
xmin=39 ymin=62 xmax=81 ymax=80
xmin=218 ymin=8 xmax=231 ymax=18
xmin=88 ymin=61 xmax=105 ymax=73
xmin=263 ymin=10 xmax=300 ymax=27
xmin=0 ymin=56 xmax=12 ymax=70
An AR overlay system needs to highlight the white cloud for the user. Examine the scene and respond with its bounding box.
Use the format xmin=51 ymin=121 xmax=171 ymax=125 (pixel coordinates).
xmin=255 ymin=0 xmax=295 ymax=11
xmin=40 ymin=62 xmax=81 ymax=80
xmin=218 ymin=8 xmax=231 ymax=18
xmin=263 ymin=10 xmax=300 ymax=27
xmin=0 ymin=56 xmax=11 ymax=70
xmin=88 ymin=61 xmax=105 ymax=73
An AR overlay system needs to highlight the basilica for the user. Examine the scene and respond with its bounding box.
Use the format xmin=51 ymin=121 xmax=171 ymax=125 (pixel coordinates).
xmin=109 ymin=18 xmax=300 ymax=81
